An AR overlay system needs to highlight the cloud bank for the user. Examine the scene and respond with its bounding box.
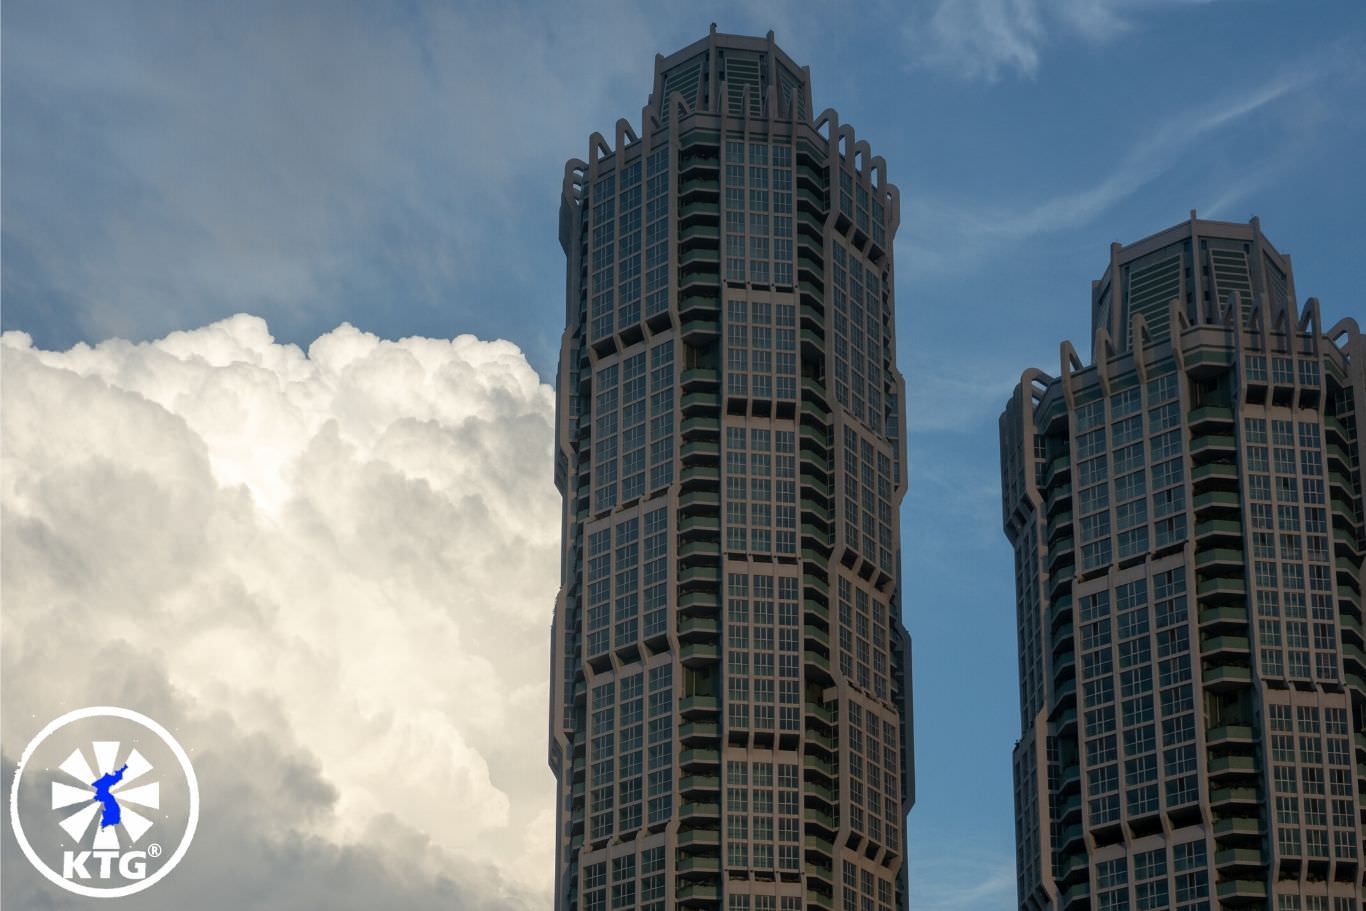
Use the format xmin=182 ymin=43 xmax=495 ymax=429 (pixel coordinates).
xmin=1 ymin=315 xmax=560 ymax=909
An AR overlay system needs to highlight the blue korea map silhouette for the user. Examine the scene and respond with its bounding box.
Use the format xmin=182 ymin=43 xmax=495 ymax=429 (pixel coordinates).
xmin=91 ymin=764 xmax=129 ymax=828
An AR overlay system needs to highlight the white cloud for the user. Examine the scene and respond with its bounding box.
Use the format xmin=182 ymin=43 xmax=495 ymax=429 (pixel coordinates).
xmin=905 ymin=0 xmax=1226 ymax=82
xmin=1 ymin=315 xmax=560 ymax=907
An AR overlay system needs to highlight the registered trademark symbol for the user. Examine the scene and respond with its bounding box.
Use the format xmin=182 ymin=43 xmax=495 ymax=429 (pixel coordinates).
xmin=147 ymin=844 xmax=162 ymax=858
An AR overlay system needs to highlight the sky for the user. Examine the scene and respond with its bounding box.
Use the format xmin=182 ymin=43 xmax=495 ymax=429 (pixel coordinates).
xmin=3 ymin=1 xmax=1365 ymax=909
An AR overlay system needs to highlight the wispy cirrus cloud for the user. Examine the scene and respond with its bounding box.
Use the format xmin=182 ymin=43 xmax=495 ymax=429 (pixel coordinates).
xmin=902 ymin=56 xmax=1332 ymax=275
xmin=907 ymin=838 xmax=1018 ymax=911
xmin=904 ymin=0 xmax=1231 ymax=82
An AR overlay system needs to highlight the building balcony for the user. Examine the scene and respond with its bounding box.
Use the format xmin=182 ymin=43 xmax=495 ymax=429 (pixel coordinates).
xmin=1189 ymin=433 xmax=1237 ymax=462
xmin=1046 ymin=538 xmax=1075 ymax=571
xmin=678 ymin=748 xmax=719 ymax=771
xmin=1191 ymin=461 xmax=1238 ymax=488
xmin=1202 ymin=663 xmax=1252 ymax=692
xmin=1042 ymin=454 xmax=1071 ymax=488
xmin=679 ymin=316 xmax=720 ymax=340
xmin=803 ymin=623 xmax=831 ymax=648
xmin=1193 ymin=489 xmax=1240 ymax=514
xmin=1209 ymin=786 xmax=1258 ymax=809
xmin=1188 ymin=405 xmax=1235 ymax=429
xmin=1212 ymin=814 xmax=1260 ymax=842
xmin=678 ymin=489 xmax=719 ymax=513
xmin=677 ymin=200 xmax=719 ymax=225
xmin=674 ymin=826 xmax=719 ymax=848
xmin=796 ymin=162 xmax=827 ymax=189
xmin=1195 ymin=517 xmax=1243 ymax=542
xmin=679 ymin=695 xmax=719 ymax=716
xmin=678 ymin=222 xmax=719 ymax=246
xmin=1195 ymin=546 xmax=1245 ymax=570
xmin=678 ymin=176 xmax=719 ymax=199
xmin=678 ymin=720 xmax=719 ymax=743
xmin=678 ymin=774 xmax=719 ymax=796
xmin=1199 ymin=603 xmax=1248 ymax=629
xmin=1201 ymin=634 xmax=1250 ymax=656
xmin=1044 ymin=483 xmax=1072 ymax=517
xmin=676 ymin=590 xmax=718 ymax=615
xmin=681 ymin=390 xmax=721 ymax=414
xmin=677 ymin=615 xmax=718 ymax=639
xmin=1214 ymin=879 xmax=1266 ymax=902
xmin=1196 ymin=576 xmax=1246 ymax=604
xmin=1208 ymin=754 xmax=1257 ymax=777
xmin=678 ymin=564 xmax=720 ymax=588
xmin=1049 ymin=595 xmax=1074 ymax=629
xmin=678 ymin=513 xmax=720 ymax=537
xmin=804 ymin=807 xmax=837 ymax=832
xmin=1206 ymin=724 xmax=1255 ymax=745
xmin=796 ymin=187 xmax=826 ymax=212
xmin=675 ymin=880 xmax=720 ymax=904
xmin=1046 ymin=511 xmax=1074 ymax=543
xmin=679 ymin=641 xmax=719 ymax=666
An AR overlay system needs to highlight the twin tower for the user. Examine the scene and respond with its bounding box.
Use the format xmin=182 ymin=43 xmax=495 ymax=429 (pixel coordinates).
xmin=549 ymin=27 xmax=1366 ymax=911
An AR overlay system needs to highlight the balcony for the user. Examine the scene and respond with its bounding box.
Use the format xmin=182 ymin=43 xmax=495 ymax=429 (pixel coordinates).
xmin=1195 ymin=517 xmax=1243 ymax=541
xmin=680 ymin=415 xmax=719 ymax=440
xmin=1202 ymin=664 xmax=1252 ymax=691
xmin=677 ymin=200 xmax=719 ymax=224
xmin=678 ymin=513 xmax=720 ymax=536
xmin=1188 ymin=405 xmax=1234 ymax=429
xmin=681 ymin=390 xmax=721 ymax=414
xmin=1191 ymin=461 xmax=1238 ymax=487
xmin=1193 ymin=489 xmax=1240 ymax=514
xmin=1214 ymin=879 xmax=1266 ymax=902
xmin=675 ymin=826 xmax=719 ymax=849
xmin=678 ymin=720 xmax=719 ymax=743
xmin=1206 ymin=724 xmax=1255 ymax=745
xmin=1199 ymin=604 xmax=1247 ymax=629
xmin=1209 ymin=786 xmax=1258 ymax=808
xmin=678 ymin=748 xmax=719 ymax=770
xmin=677 ymin=615 xmax=718 ymax=638
xmin=1196 ymin=576 xmax=1246 ymax=604
xmin=679 ymin=695 xmax=719 ymax=717
xmin=679 ymin=773 xmax=719 ymax=795
xmin=677 ymin=177 xmax=719 ymax=199
xmin=1201 ymin=634 xmax=1250 ymax=655
xmin=1189 ymin=433 xmax=1236 ymax=461
xmin=674 ymin=854 xmax=719 ymax=875
xmin=1212 ymin=815 xmax=1260 ymax=840
xmin=677 ymin=489 xmax=719 ymax=512
xmin=680 ymin=641 xmax=719 ymax=666
xmin=678 ymin=565 xmax=720 ymax=588
xmin=675 ymin=881 xmax=720 ymax=903
xmin=1196 ymin=546 xmax=1245 ymax=570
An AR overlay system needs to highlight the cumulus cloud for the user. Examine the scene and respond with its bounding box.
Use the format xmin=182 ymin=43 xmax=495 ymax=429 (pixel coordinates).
xmin=1 ymin=315 xmax=560 ymax=909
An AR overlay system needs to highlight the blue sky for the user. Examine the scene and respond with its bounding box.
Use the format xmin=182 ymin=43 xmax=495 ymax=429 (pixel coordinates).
xmin=4 ymin=1 xmax=1365 ymax=908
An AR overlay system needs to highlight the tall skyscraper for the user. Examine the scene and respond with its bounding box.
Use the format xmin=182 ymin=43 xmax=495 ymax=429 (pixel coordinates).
xmin=549 ymin=27 xmax=914 ymax=911
xmin=1001 ymin=215 xmax=1365 ymax=911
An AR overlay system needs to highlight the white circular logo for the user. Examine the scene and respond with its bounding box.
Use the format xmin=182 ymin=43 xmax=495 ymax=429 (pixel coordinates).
xmin=9 ymin=706 xmax=200 ymax=898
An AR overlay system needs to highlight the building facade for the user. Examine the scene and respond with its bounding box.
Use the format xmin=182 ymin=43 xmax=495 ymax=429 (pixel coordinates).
xmin=549 ymin=28 xmax=914 ymax=911
xmin=1001 ymin=215 xmax=1366 ymax=911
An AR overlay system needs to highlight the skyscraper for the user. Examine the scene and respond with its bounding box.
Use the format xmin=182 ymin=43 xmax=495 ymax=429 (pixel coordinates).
xmin=1001 ymin=215 xmax=1365 ymax=910
xmin=549 ymin=27 xmax=914 ymax=911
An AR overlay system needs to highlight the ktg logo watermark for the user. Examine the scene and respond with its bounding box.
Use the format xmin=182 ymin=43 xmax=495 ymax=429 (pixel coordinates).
xmin=9 ymin=706 xmax=200 ymax=898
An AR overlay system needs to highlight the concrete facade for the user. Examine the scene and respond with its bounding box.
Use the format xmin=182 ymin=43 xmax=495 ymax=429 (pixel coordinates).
xmin=1001 ymin=216 xmax=1366 ymax=910
xmin=549 ymin=27 xmax=914 ymax=911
